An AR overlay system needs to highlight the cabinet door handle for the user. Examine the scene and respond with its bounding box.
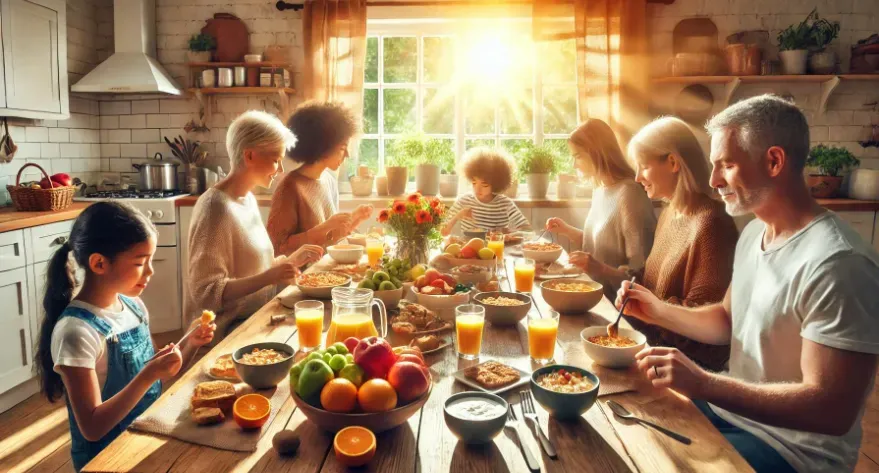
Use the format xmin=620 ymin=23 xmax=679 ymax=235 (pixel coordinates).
xmin=51 ymin=236 xmax=68 ymax=246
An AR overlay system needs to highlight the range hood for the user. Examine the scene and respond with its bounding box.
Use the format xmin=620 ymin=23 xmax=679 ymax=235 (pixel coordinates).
xmin=72 ymin=0 xmax=182 ymax=95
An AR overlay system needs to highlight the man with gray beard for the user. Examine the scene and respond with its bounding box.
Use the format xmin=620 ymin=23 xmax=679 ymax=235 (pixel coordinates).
xmin=616 ymin=94 xmax=879 ymax=473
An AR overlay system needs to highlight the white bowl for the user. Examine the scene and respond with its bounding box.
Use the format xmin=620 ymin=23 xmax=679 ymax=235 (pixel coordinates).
xmin=346 ymin=234 xmax=367 ymax=248
xmin=521 ymin=246 xmax=563 ymax=264
xmin=327 ymin=244 xmax=364 ymax=264
xmin=412 ymin=286 xmax=471 ymax=313
xmin=296 ymin=273 xmax=352 ymax=299
xmin=244 ymin=54 xmax=262 ymax=63
xmin=580 ymin=326 xmax=647 ymax=368
xmin=450 ymin=265 xmax=493 ymax=285
xmin=373 ymin=287 xmax=404 ymax=309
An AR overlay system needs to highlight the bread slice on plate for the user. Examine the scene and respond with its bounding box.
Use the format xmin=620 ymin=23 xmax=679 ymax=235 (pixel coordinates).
xmin=192 ymin=407 xmax=225 ymax=425
xmin=191 ymin=380 xmax=236 ymax=412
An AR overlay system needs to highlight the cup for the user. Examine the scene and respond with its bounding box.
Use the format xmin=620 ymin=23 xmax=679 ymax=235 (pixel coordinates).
xmin=487 ymin=233 xmax=505 ymax=260
xmin=456 ymin=304 xmax=485 ymax=360
xmin=366 ymin=238 xmax=384 ymax=268
xmin=201 ymin=69 xmax=216 ymax=88
xmin=514 ymin=258 xmax=536 ymax=292
xmin=294 ymin=300 xmax=324 ymax=352
xmin=217 ymin=68 xmax=233 ymax=87
xmin=234 ymin=66 xmax=246 ymax=86
xmin=528 ymin=310 xmax=559 ymax=364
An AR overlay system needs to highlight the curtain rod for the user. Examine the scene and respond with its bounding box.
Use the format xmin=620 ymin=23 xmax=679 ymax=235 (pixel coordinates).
xmin=276 ymin=0 xmax=673 ymax=12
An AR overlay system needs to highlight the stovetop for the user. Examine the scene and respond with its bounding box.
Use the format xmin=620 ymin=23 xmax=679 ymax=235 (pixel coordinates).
xmin=80 ymin=190 xmax=187 ymax=200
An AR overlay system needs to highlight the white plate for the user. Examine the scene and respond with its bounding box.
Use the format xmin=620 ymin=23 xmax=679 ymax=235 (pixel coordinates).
xmin=451 ymin=361 xmax=531 ymax=395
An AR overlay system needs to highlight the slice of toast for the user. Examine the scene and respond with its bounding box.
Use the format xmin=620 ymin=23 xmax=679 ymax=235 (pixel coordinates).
xmin=192 ymin=407 xmax=225 ymax=426
xmin=464 ymin=361 xmax=520 ymax=389
xmin=191 ymin=380 xmax=236 ymax=412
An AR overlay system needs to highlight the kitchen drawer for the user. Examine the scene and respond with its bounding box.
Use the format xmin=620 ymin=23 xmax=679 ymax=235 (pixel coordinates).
xmin=837 ymin=211 xmax=875 ymax=245
xmin=26 ymin=219 xmax=74 ymax=265
xmin=0 ymin=230 xmax=26 ymax=272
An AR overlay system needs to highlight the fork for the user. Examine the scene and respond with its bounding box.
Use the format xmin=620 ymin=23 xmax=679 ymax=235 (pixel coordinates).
xmin=505 ymin=403 xmax=541 ymax=472
xmin=520 ymin=391 xmax=557 ymax=459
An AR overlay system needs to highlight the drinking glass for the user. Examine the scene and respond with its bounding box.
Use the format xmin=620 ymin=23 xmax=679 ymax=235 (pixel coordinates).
xmin=514 ymin=258 xmax=536 ymax=292
xmin=455 ymin=304 xmax=486 ymax=360
xmin=294 ymin=300 xmax=324 ymax=352
xmin=366 ymin=238 xmax=384 ymax=268
xmin=528 ymin=310 xmax=559 ymax=364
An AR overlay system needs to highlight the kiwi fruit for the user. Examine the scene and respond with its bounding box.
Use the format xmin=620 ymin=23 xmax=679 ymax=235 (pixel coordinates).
xmin=273 ymin=430 xmax=300 ymax=456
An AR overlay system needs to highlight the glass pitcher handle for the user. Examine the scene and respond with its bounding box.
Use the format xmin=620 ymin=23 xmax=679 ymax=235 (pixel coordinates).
xmin=372 ymin=299 xmax=387 ymax=338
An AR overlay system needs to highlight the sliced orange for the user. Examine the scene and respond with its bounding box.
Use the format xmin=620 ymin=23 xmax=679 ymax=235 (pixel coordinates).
xmin=334 ymin=426 xmax=376 ymax=467
xmin=233 ymin=393 xmax=271 ymax=429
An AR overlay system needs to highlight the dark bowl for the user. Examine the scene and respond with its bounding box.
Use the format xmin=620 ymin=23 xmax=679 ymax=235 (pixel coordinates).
xmin=443 ymin=391 xmax=508 ymax=444
xmin=530 ymin=364 xmax=600 ymax=420
xmin=232 ymin=342 xmax=296 ymax=389
xmin=472 ymin=291 xmax=532 ymax=326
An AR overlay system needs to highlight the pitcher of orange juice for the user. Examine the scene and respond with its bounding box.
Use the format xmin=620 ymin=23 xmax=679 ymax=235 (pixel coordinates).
xmin=326 ymin=287 xmax=387 ymax=345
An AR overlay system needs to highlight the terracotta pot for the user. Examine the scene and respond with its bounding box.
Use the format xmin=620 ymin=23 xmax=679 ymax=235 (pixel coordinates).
xmin=439 ymin=174 xmax=458 ymax=198
xmin=806 ymin=174 xmax=842 ymax=198
xmin=415 ymin=163 xmax=439 ymax=196
xmin=526 ymin=174 xmax=551 ymax=199
xmin=376 ymin=175 xmax=389 ymax=196
xmin=385 ymin=167 xmax=408 ymax=195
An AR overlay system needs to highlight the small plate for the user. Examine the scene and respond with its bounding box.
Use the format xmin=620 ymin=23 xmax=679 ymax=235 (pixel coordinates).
xmin=415 ymin=338 xmax=453 ymax=355
xmin=451 ymin=361 xmax=531 ymax=395
xmin=203 ymin=353 xmax=240 ymax=382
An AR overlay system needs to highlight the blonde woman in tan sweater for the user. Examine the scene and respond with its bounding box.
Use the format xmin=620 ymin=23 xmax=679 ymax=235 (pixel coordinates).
xmin=545 ymin=119 xmax=656 ymax=294
xmin=268 ymin=102 xmax=373 ymax=256
xmin=621 ymin=117 xmax=738 ymax=371
xmin=187 ymin=111 xmax=324 ymax=338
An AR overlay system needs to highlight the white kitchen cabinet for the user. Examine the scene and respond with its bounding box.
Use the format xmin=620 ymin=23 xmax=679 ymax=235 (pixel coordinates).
xmin=837 ymin=211 xmax=875 ymax=245
xmin=0 ymin=0 xmax=69 ymax=120
xmin=0 ymin=267 xmax=33 ymax=395
xmin=0 ymin=229 xmax=26 ymax=271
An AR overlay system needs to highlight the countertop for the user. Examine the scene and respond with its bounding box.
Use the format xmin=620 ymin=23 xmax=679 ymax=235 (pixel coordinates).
xmin=0 ymin=202 xmax=92 ymax=233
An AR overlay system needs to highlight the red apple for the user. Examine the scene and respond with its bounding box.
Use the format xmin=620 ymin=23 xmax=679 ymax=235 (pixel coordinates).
xmin=388 ymin=361 xmax=431 ymax=403
xmin=429 ymin=279 xmax=446 ymax=291
xmin=396 ymin=354 xmax=425 ymax=367
xmin=353 ymin=337 xmax=396 ymax=380
xmin=460 ymin=247 xmax=477 ymax=259
xmin=424 ymin=268 xmax=441 ymax=284
xmin=343 ymin=337 xmax=360 ymax=354
xmin=438 ymin=274 xmax=456 ymax=287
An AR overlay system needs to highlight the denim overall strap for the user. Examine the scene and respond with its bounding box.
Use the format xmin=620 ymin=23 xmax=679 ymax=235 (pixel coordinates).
xmin=61 ymin=299 xmax=160 ymax=472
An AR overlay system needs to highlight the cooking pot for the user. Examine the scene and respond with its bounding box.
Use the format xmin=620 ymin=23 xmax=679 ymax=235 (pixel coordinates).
xmin=133 ymin=153 xmax=179 ymax=191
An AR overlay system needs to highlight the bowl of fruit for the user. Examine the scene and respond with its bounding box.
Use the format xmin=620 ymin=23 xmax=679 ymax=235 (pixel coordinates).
xmin=522 ymin=242 xmax=564 ymax=264
xmin=411 ymin=269 xmax=472 ymax=313
xmin=440 ymin=238 xmax=497 ymax=268
xmin=290 ymin=337 xmax=432 ymax=433
xmin=357 ymin=257 xmax=427 ymax=308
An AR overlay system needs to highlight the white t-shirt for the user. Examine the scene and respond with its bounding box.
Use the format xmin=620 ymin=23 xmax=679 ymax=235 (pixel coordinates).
xmin=711 ymin=212 xmax=879 ymax=473
xmin=51 ymin=297 xmax=148 ymax=390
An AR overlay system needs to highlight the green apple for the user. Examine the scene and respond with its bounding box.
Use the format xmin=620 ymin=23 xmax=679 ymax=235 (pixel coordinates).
xmin=338 ymin=364 xmax=365 ymax=388
xmin=358 ymin=279 xmax=377 ymax=290
xmin=296 ymin=360 xmax=334 ymax=400
xmin=322 ymin=353 xmax=333 ymax=365
xmin=307 ymin=352 xmax=323 ymax=362
xmin=378 ymin=280 xmax=397 ymax=291
xmin=345 ymin=353 xmax=355 ymax=364
xmin=325 ymin=345 xmax=338 ymax=356
xmin=390 ymin=277 xmax=402 ymax=289
xmin=372 ymin=271 xmax=391 ymax=283
xmin=329 ymin=354 xmax=347 ymax=373
xmin=289 ymin=362 xmax=305 ymax=392
xmin=331 ymin=342 xmax=348 ymax=355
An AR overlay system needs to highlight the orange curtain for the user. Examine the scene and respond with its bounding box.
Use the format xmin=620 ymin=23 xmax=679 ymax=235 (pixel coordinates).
xmin=534 ymin=0 xmax=649 ymax=141
xmin=302 ymin=0 xmax=368 ymax=112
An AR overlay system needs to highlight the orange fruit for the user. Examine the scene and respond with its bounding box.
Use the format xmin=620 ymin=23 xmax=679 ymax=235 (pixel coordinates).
xmin=334 ymin=426 xmax=376 ymax=467
xmin=233 ymin=393 xmax=271 ymax=429
xmin=357 ymin=378 xmax=397 ymax=412
xmin=320 ymin=378 xmax=358 ymax=413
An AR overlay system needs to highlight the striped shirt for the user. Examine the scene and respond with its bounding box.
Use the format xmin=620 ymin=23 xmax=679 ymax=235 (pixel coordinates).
xmin=448 ymin=193 xmax=530 ymax=233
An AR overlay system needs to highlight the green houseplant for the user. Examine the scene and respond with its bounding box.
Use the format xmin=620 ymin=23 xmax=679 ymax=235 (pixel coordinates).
xmin=385 ymin=139 xmax=419 ymax=196
xmin=806 ymin=144 xmax=859 ymax=198
xmin=188 ymin=33 xmax=215 ymax=63
xmin=808 ymin=11 xmax=841 ymax=74
xmin=777 ymin=11 xmax=814 ymax=74
xmin=519 ymin=144 xmax=561 ymax=199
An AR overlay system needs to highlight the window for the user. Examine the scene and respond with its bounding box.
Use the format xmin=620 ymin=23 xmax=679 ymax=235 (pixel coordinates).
xmin=358 ymin=19 xmax=579 ymax=181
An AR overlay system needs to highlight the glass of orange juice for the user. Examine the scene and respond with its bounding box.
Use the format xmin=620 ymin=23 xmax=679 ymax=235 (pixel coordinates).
xmin=514 ymin=258 xmax=536 ymax=292
xmin=528 ymin=310 xmax=559 ymax=364
xmin=366 ymin=238 xmax=384 ymax=268
xmin=487 ymin=233 xmax=505 ymax=260
xmin=294 ymin=300 xmax=324 ymax=352
xmin=455 ymin=304 xmax=485 ymax=360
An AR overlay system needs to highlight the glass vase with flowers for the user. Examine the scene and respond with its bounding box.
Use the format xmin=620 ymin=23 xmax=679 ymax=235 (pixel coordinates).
xmin=377 ymin=192 xmax=445 ymax=266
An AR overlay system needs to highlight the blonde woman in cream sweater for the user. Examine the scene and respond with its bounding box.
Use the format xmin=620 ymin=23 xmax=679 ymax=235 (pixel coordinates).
xmin=546 ymin=119 xmax=656 ymax=293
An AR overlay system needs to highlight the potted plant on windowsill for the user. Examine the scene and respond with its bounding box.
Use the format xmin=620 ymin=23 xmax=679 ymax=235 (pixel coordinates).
xmin=188 ymin=33 xmax=215 ymax=63
xmin=519 ymin=144 xmax=560 ymax=200
xmin=806 ymin=144 xmax=859 ymax=198
xmin=437 ymin=143 xmax=458 ymax=198
xmin=808 ymin=10 xmax=841 ymax=74
xmin=385 ymin=143 xmax=415 ymax=196
xmin=777 ymin=11 xmax=814 ymax=74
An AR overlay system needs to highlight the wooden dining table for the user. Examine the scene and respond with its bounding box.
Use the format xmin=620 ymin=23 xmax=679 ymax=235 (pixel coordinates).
xmin=84 ymin=255 xmax=752 ymax=473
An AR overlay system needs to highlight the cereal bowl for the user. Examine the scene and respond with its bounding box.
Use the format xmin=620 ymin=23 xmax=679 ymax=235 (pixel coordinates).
xmin=346 ymin=233 xmax=367 ymax=247
xmin=233 ymin=342 xmax=296 ymax=389
xmin=443 ymin=391 xmax=508 ymax=444
xmin=521 ymin=242 xmax=563 ymax=264
xmin=296 ymin=272 xmax=352 ymax=299
xmin=327 ymin=244 xmax=364 ymax=264
xmin=472 ymin=291 xmax=531 ymax=326
xmin=539 ymin=278 xmax=603 ymax=313
xmin=412 ymin=286 xmax=471 ymax=318
xmin=530 ymin=364 xmax=599 ymax=420
xmin=580 ymin=326 xmax=647 ymax=368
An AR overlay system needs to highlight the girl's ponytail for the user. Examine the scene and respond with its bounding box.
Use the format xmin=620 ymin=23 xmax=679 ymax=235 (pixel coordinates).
xmin=34 ymin=201 xmax=155 ymax=402
xmin=37 ymin=242 xmax=74 ymax=402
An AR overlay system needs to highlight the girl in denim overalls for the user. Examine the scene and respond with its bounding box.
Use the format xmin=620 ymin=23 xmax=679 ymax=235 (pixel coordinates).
xmin=34 ymin=202 xmax=216 ymax=472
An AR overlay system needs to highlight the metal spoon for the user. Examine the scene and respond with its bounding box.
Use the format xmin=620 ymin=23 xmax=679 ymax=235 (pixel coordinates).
xmin=607 ymin=277 xmax=636 ymax=338
xmin=606 ymin=400 xmax=692 ymax=445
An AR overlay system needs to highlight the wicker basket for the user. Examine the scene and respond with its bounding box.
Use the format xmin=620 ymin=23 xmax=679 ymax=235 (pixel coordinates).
xmin=6 ymin=163 xmax=75 ymax=211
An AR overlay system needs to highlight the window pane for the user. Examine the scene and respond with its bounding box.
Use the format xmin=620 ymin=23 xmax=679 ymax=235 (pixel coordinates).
xmin=363 ymin=88 xmax=378 ymax=134
xmin=426 ymin=138 xmax=456 ymax=173
xmin=423 ymin=37 xmax=454 ymax=83
xmin=502 ymin=139 xmax=533 ymax=183
xmin=358 ymin=139 xmax=379 ymax=175
xmin=383 ymin=37 xmax=417 ymax=83
xmin=365 ymin=37 xmax=378 ymax=83
xmin=499 ymin=88 xmax=533 ymax=134
xmin=464 ymin=89 xmax=495 ymax=134
xmin=543 ymin=87 xmax=579 ymax=134
xmin=465 ymin=139 xmax=495 ymax=150
xmin=544 ymin=138 xmax=574 ymax=175
xmin=539 ymin=39 xmax=576 ymax=84
xmin=383 ymin=88 xmax=416 ymax=134
xmin=424 ymin=88 xmax=454 ymax=134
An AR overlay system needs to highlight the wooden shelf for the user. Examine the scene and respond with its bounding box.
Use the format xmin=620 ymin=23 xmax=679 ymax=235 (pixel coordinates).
xmin=186 ymin=62 xmax=293 ymax=68
xmin=186 ymin=87 xmax=295 ymax=95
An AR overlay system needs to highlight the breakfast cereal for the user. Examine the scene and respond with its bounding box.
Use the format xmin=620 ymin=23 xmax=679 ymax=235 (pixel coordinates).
xmin=536 ymin=369 xmax=594 ymax=393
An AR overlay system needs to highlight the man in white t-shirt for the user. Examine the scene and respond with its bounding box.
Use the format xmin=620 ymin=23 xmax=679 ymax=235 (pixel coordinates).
xmin=616 ymin=94 xmax=879 ymax=473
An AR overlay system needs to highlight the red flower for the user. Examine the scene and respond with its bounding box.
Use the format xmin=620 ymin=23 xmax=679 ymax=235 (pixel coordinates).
xmin=377 ymin=209 xmax=390 ymax=223
xmin=407 ymin=192 xmax=422 ymax=204
xmin=415 ymin=209 xmax=432 ymax=224
xmin=392 ymin=201 xmax=407 ymax=214
xmin=429 ymin=198 xmax=441 ymax=209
